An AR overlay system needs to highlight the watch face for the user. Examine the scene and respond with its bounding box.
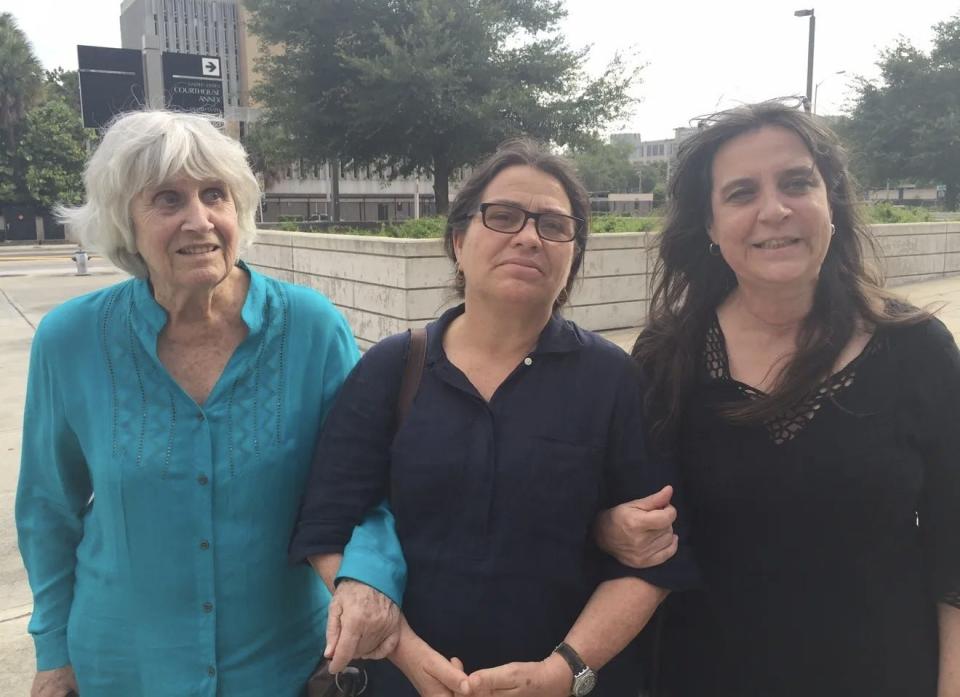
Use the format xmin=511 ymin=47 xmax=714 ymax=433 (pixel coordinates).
xmin=572 ymin=671 xmax=597 ymax=696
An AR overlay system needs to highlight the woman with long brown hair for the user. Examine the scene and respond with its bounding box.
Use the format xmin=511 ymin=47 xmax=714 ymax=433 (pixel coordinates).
xmin=597 ymin=100 xmax=960 ymax=696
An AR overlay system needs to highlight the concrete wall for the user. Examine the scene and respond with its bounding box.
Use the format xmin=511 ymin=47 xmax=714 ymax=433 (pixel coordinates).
xmin=244 ymin=222 xmax=960 ymax=347
xmin=871 ymin=223 xmax=960 ymax=286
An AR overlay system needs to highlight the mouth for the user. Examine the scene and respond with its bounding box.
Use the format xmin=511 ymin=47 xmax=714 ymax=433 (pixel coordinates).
xmin=752 ymin=237 xmax=800 ymax=250
xmin=177 ymin=244 xmax=220 ymax=256
xmin=499 ymin=258 xmax=543 ymax=273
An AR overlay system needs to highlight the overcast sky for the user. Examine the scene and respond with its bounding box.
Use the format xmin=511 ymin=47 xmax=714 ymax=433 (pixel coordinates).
xmin=3 ymin=0 xmax=958 ymax=139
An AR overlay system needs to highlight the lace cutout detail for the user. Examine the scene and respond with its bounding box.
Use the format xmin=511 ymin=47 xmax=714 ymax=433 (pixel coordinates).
xmin=704 ymin=320 xmax=876 ymax=445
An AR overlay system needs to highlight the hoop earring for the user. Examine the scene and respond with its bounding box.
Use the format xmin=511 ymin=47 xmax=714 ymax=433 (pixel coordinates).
xmin=830 ymin=224 xmax=837 ymax=236
xmin=708 ymin=242 xmax=721 ymax=256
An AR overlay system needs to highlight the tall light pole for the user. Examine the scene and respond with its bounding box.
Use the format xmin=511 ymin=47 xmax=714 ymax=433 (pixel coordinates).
xmin=794 ymin=9 xmax=815 ymax=113
xmin=814 ymin=69 xmax=846 ymax=114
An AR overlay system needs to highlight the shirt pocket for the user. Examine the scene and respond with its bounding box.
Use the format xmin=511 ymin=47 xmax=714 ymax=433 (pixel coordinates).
xmin=514 ymin=434 xmax=603 ymax=549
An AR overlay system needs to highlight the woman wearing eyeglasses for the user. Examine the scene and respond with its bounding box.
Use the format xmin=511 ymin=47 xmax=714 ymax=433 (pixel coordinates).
xmin=289 ymin=139 xmax=698 ymax=697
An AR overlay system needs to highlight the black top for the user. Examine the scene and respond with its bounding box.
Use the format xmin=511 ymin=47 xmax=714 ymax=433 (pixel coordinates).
xmin=291 ymin=304 xmax=699 ymax=696
xmin=654 ymin=316 xmax=960 ymax=697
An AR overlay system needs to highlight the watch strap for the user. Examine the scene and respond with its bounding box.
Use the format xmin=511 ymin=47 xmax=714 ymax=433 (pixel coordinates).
xmin=553 ymin=642 xmax=588 ymax=676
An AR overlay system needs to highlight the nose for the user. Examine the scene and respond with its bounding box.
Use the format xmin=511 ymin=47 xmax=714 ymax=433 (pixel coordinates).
xmin=181 ymin=192 xmax=215 ymax=233
xmin=757 ymin=188 xmax=791 ymax=224
xmin=511 ymin=215 xmax=542 ymax=247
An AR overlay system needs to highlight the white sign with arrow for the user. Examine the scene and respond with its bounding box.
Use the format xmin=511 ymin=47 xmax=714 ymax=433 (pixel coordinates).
xmin=201 ymin=56 xmax=221 ymax=77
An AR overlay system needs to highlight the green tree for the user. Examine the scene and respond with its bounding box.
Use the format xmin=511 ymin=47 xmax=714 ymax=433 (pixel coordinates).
xmin=20 ymin=96 xmax=86 ymax=209
xmin=844 ymin=13 xmax=960 ymax=210
xmin=243 ymin=120 xmax=297 ymax=189
xmin=43 ymin=68 xmax=81 ymax=114
xmin=246 ymin=0 xmax=639 ymax=214
xmin=0 ymin=13 xmax=43 ymax=202
xmin=567 ymin=138 xmax=638 ymax=192
xmin=638 ymin=160 xmax=667 ymax=194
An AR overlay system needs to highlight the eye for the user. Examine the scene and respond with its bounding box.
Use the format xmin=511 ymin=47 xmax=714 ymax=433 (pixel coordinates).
xmin=202 ymin=187 xmax=227 ymax=203
xmin=726 ymin=187 xmax=754 ymax=203
xmin=153 ymin=190 xmax=181 ymax=207
xmin=784 ymin=177 xmax=816 ymax=193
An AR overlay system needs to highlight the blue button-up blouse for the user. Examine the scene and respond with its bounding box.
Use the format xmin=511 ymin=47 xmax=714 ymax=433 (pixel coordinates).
xmin=16 ymin=264 xmax=406 ymax=697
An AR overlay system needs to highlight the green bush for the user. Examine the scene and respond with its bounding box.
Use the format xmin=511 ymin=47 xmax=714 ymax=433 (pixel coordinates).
xmin=379 ymin=216 xmax=447 ymax=238
xmin=590 ymin=215 xmax=661 ymax=233
xmin=864 ymin=202 xmax=933 ymax=223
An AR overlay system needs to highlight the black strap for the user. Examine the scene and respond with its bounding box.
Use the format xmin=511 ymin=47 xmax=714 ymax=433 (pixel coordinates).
xmin=396 ymin=327 xmax=426 ymax=431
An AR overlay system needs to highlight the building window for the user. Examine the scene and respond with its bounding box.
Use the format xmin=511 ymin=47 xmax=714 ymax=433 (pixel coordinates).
xmin=378 ymin=204 xmax=389 ymax=221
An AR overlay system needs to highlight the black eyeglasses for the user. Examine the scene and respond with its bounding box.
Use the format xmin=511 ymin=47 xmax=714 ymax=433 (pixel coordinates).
xmin=473 ymin=202 xmax=582 ymax=242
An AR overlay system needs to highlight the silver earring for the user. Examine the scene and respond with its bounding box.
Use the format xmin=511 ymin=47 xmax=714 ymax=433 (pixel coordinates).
xmin=708 ymin=242 xmax=721 ymax=256
xmin=830 ymin=224 xmax=836 ymax=236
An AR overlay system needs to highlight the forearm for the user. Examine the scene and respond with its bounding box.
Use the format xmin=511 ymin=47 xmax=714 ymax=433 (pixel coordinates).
xmin=563 ymin=577 xmax=668 ymax=670
xmin=308 ymin=553 xmax=342 ymax=593
xmin=939 ymin=603 xmax=960 ymax=697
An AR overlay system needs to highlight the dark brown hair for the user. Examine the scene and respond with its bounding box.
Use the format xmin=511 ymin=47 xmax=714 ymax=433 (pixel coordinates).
xmin=633 ymin=100 xmax=927 ymax=437
xmin=443 ymin=138 xmax=590 ymax=309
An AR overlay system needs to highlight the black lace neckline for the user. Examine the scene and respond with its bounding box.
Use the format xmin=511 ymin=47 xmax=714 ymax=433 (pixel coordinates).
xmin=704 ymin=317 xmax=882 ymax=445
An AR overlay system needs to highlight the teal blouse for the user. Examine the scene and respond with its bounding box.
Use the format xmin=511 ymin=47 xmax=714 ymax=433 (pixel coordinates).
xmin=16 ymin=264 xmax=406 ymax=697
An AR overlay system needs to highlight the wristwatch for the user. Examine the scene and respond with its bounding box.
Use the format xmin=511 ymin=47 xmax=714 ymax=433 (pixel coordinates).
xmin=552 ymin=642 xmax=597 ymax=696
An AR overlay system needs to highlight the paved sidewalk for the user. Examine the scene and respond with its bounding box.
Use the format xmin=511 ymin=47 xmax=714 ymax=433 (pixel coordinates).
xmin=1 ymin=269 xmax=959 ymax=694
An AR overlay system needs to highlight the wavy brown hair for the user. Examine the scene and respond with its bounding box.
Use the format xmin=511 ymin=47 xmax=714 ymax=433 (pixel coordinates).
xmin=633 ymin=100 xmax=927 ymax=438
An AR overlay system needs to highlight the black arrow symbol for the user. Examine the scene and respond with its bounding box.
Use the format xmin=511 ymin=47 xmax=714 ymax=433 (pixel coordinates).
xmin=205 ymin=61 xmax=217 ymax=73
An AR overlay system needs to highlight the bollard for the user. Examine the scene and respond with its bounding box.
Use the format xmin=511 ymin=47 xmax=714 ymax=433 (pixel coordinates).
xmin=72 ymin=249 xmax=90 ymax=276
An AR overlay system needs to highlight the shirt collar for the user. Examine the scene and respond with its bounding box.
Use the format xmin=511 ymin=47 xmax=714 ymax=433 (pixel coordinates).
xmin=425 ymin=302 xmax=584 ymax=365
xmin=130 ymin=260 xmax=265 ymax=340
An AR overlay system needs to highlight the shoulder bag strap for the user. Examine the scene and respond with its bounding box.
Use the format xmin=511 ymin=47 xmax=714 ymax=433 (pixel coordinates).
xmin=395 ymin=327 xmax=427 ymax=431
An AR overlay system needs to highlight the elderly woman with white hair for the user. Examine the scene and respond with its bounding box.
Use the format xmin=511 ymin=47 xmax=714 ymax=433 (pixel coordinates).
xmin=16 ymin=110 xmax=406 ymax=697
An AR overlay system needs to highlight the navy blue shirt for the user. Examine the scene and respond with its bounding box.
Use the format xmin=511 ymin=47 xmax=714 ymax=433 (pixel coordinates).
xmin=291 ymin=305 xmax=698 ymax=695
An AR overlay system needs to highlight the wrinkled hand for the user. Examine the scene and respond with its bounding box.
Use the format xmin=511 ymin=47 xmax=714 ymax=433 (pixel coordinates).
xmin=594 ymin=485 xmax=678 ymax=568
xmin=31 ymin=666 xmax=78 ymax=697
xmin=391 ymin=617 xmax=471 ymax=697
xmin=325 ymin=579 xmax=401 ymax=672
xmin=468 ymin=654 xmax=570 ymax=697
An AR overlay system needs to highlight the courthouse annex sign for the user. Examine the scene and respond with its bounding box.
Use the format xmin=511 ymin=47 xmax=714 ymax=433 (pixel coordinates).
xmin=162 ymin=53 xmax=224 ymax=115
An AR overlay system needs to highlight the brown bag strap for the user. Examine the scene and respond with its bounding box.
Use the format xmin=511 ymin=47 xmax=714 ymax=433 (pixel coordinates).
xmin=396 ymin=327 xmax=426 ymax=431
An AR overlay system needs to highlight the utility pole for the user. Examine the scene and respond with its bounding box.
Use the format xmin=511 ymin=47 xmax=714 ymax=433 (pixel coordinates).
xmin=794 ymin=9 xmax=816 ymax=113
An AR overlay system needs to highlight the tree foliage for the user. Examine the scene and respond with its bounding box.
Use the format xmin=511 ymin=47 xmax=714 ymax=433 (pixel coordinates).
xmin=566 ymin=138 xmax=637 ymax=192
xmin=844 ymin=13 xmax=960 ymax=210
xmin=0 ymin=20 xmax=88 ymax=211
xmin=246 ymin=0 xmax=640 ymax=213
xmin=21 ymin=96 xmax=86 ymax=209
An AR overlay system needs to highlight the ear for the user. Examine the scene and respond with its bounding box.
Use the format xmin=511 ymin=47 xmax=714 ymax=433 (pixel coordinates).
xmin=706 ymin=226 xmax=717 ymax=244
xmin=452 ymin=229 xmax=465 ymax=262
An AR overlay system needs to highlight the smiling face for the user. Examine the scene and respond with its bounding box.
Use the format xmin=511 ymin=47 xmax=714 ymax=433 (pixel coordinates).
xmin=130 ymin=174 xmax=240 ymax=295
xmin=708 ymin=125 xmax=833 ymax=293
xmin=453 ymin=165 xmax=576 ymax=311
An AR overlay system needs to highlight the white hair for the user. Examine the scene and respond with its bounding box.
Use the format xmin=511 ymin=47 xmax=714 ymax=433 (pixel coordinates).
xmin=58 ymin=110 xmax=261 ymax=278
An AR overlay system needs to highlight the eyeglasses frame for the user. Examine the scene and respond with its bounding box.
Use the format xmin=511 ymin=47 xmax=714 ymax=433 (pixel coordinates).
xmin=470 ymin=202 xmax=583 ymax=243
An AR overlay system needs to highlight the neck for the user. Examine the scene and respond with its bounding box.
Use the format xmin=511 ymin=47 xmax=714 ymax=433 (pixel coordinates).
xmin=151 ymin=266 xmax=247 ymax=326
xmin=726 ymin=280 xmax=816 ymax=336
xmin=451 ymin=294 xmax=553 ymax=358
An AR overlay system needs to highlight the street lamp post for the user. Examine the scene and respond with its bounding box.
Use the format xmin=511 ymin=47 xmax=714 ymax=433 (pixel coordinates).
xmin=814 ymin=70 xmax=846 ymax=114
xmin=794 ymin=9 xmax=815 ymax=113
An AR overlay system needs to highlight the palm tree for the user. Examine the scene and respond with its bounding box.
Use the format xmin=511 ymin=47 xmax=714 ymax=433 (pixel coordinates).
xmin=0 ymin=13 xmax=42 ymax=153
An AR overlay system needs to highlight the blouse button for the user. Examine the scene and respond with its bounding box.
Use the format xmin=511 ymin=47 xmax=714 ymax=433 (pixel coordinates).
xmin=199 ymin=540 xmax=210 ymax=550
xmin=197 ymin=413 xmax=206 ymax=421
xmin=197 ymin=474 xmax=209 ymax=486
xmin=207 ymin=665 xmax=216 ymax=677
xmin=523 ymin=357 xmax=533 ymax=366
xmin=202 ymin=602 xmax=214 ymax=613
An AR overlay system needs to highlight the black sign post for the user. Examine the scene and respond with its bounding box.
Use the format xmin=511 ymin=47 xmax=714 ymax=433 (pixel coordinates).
xmin=77 ymin=45 xmax=145 ymax=129
xmin=161 ymin=53 xmax=224 ymax=116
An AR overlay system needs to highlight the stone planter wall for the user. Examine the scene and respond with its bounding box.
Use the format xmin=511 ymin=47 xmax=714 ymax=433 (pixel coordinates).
xmin=244 ymin=222 xmax=960 ymax=348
